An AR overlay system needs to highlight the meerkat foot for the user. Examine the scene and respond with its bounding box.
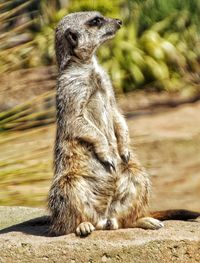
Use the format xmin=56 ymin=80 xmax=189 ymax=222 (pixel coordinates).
xmin=96 ymin=218 xmax=119 ymax=230
xmin=134 ymin=217 xmax=164 ymax=230
xmin=76 ymin=222 xmax=95 ymax=237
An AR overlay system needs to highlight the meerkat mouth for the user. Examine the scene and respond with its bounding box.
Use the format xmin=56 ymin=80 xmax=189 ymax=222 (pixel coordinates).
xmin=102 ymin=31 xmax=116 ymax=38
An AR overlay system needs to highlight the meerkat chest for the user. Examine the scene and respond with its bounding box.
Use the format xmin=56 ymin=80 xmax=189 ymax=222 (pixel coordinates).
xmin=85 ymin=58 xmax=114 ymax=132
xmin=86 ymin=78 xmax=111 ymax=129
xmin=90 ymin=72 xmax=111 ymax=112
xmin=87 ymin=87 xmax=110 ymax=124
xmin=92 ymin=59 xmax=111 ymax=92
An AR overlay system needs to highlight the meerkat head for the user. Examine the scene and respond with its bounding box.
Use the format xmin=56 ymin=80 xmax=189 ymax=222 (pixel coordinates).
xmin=55 ymin=11 xmax=122 ymax=70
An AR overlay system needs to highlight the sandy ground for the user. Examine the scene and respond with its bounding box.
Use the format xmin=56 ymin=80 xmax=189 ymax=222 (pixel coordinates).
xmin=0 ymin=99 xmax=200 ymax=212
xmin=0 ymin=207 xmax=200 ymax=263
xmin=129 ymin=101 xmax=200 ymax=211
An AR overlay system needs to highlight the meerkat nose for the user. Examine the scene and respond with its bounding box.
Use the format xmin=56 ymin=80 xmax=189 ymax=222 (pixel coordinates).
xmin=115 ymin=19 xmax=122 ymax=26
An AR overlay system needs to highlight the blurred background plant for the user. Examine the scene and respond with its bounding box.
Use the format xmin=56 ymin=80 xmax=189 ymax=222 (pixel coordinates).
xmin=1 ymin=0 xmax=200 ymax=93
xmin=1 ymin=0 xmax=200 ymax=207
xmin=1 ymin=0 xmax=200 ymax=131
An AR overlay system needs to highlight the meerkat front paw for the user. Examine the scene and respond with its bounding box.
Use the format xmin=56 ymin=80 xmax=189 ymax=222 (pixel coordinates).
xmin=76 ymin=222 xmax=95 ymax=237
xmin=95 ymin=145 xmax=116 ymax=173
xmin=120 ymin=149 xmax=130 ymax=164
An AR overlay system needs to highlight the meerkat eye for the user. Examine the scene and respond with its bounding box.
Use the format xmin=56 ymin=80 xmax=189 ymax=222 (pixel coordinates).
xmin=87 ymin=16 xmax=104 ymax=27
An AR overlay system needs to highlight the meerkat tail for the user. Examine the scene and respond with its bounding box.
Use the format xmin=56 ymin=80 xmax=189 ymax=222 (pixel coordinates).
xmin=150 ymin=209 xmax=200 ymax=221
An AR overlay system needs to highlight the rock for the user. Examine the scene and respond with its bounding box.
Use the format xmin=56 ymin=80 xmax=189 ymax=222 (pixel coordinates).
xmin=0 ymin=207 xmax=200 ymax=263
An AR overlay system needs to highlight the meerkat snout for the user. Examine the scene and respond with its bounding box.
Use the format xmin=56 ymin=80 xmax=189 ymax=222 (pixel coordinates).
xmin=115 ymin=19 xmax=122 ymax=27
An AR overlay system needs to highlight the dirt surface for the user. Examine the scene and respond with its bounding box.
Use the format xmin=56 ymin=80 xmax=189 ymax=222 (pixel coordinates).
xmin=0 ymin=66 xmax=56 ymax=111
xmin=129 ymin=100 xmax=200 ymax=211
xmin=0 ymin=206 xmax=200 ymax=263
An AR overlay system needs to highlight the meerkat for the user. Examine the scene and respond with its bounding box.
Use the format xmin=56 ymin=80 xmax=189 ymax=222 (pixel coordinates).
xmin=48 ymin=11 xmax=200 ymax=236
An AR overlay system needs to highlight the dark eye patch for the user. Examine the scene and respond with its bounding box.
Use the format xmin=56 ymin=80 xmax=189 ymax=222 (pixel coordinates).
xmin=86 ymin=16 xmax=105 ymax=27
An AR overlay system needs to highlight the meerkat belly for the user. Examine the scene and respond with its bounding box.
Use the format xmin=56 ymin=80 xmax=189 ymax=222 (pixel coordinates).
xmin=64 ymin=139 xmax=117 ymax=215
xmin=85 ymin=91 xmax=117 ymax=145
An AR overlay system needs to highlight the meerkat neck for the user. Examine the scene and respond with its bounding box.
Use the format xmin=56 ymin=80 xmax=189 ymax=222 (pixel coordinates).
xmin=92 ymin=56 xmax=100 ymax=69
xmin=92 ymin=56 xmax=103 ymax=74
xmin=61 ymin=55 xmax=100 ymax=76
xmin=73 ymin=55 xmax=98 ymax=68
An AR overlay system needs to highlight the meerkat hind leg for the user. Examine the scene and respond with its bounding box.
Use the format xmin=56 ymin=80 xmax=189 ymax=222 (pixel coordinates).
xmin=134 ymin=217 xmax=164 ymax=230
xmin=76 ymin=222 xmax=95 ymax=237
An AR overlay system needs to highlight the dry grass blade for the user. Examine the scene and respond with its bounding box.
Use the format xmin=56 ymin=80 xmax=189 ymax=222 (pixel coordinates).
xmin=0 ymin=0 xmax=44 ymax=73
xmin=0 ymin=40 xmax=35 ymax=57
xmin=0 ymin=19 xmax=36 ymax=42
xmin=0 ymin=0 xmax=35 ymax=22
xmin=0 ymin=0 xmax=17 ymax=9
xmin=0 ymin=124 xmax=54 ymax=206
xmin=0 ymin=91 xmax=55 ymax=131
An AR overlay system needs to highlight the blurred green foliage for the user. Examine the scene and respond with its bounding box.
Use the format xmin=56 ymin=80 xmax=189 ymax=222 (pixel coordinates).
xmin=1 ymin=0 xmax=200 ymax=92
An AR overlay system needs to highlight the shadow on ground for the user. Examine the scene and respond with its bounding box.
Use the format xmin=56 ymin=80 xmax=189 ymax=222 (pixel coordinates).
xmin=0 ymin=216 xmax=50 ymax=237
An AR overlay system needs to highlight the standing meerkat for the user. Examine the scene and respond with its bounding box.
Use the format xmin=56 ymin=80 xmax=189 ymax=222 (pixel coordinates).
xmin=48 ymin=11 xmax=200 ymax=236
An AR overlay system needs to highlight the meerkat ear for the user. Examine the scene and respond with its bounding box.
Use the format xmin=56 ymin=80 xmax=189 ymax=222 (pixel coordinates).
xmin=59 ymin=28 xmax=79 ymax=71
xmin=64 ymin=28 xmax=79 ymax=48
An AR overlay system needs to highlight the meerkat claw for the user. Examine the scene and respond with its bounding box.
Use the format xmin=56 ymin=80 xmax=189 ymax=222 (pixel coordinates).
xmin=104 ymin=160 xmax=116 ymax=173
xmin=121 ymin=151 xmax=130 ymax=163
